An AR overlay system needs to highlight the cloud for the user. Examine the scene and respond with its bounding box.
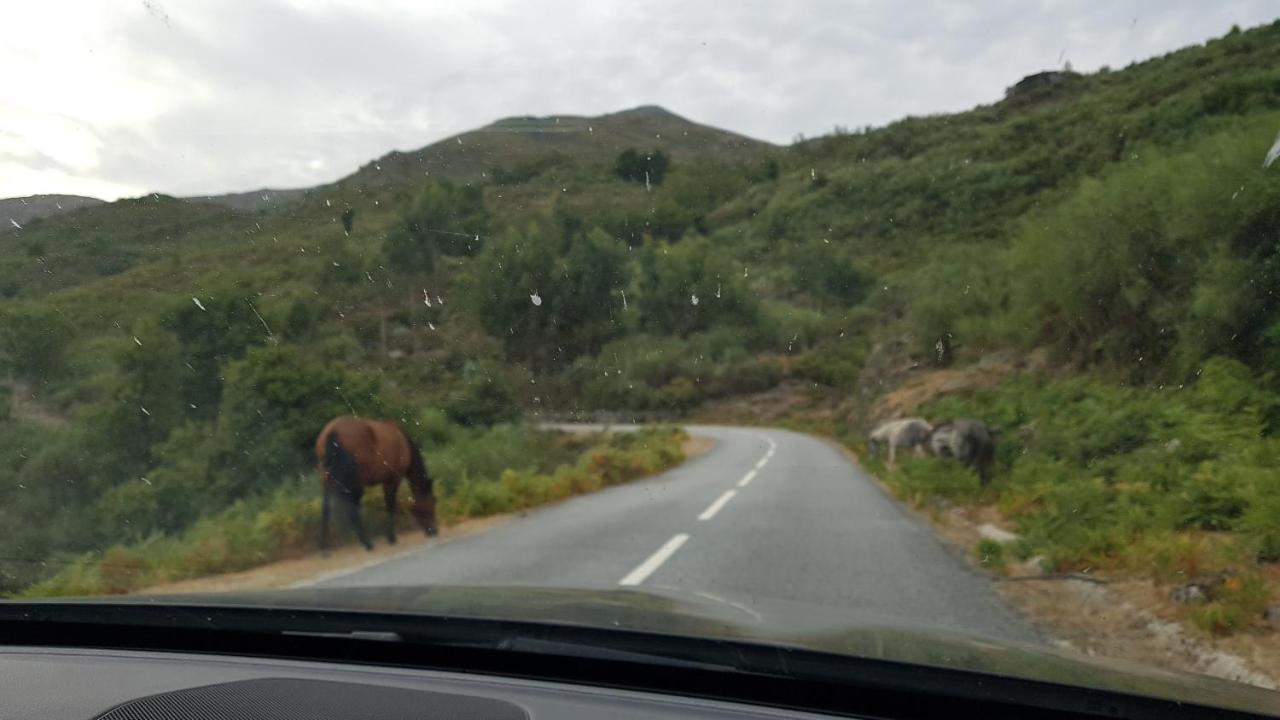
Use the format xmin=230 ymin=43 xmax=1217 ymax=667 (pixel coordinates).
xmin=1 ymin=0 xmax=1276 ymax=200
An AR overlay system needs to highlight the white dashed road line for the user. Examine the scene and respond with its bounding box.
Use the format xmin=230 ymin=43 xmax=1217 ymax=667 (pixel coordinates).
xmin=697 ymin=489 xmax=738 ymax=521
xmin=617 ymin=433 xmax=777 ymax=586
xmin=619 ymin=533 xmax=690 ymax=586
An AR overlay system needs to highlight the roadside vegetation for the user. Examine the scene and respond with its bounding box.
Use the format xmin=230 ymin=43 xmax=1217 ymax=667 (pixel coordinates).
xmin=21 ymin=426 xmax=686 ymax=597
xmin=866 ymin=361 xmax=1277 ymax=635
xmin=2 ymin=19 xmax=1280 ymax=623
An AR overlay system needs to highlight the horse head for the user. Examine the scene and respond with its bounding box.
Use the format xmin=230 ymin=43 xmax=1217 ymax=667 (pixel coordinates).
xmin=412 ymin=494 xmax=439 ymax=537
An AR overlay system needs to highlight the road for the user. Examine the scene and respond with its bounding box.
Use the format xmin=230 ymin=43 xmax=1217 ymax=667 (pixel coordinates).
xmin=311 ymin=425 xmax=1039 ymax=643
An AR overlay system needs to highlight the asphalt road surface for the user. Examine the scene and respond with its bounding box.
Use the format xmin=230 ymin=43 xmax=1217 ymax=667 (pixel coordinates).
xmin=312 ymin=425 xmax=1039 ymax=643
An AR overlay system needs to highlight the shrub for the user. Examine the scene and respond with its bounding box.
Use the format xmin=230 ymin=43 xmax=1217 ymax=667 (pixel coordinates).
xmin=445 ymin=373 xmax=519 ymax=427
xmin=615 ymin=148 xmax=669 ymax=185
xmin=975 ymin=539 xmax=1007 ymax=572
xmin=791 ymin=348 xmax=862 ymax=388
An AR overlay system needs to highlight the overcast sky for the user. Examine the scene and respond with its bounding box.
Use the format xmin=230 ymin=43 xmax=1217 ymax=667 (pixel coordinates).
xmin=3 ymin=1 xmax=1277 ymax=201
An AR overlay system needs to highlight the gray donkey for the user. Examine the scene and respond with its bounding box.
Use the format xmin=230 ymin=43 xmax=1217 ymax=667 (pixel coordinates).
xmin=929 ymin=419 xmax=996 ymax=485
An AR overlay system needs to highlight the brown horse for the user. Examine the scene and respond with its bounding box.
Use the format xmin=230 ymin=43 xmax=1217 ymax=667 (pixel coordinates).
xmin=315 ymin=416 xmax=439 ymax=551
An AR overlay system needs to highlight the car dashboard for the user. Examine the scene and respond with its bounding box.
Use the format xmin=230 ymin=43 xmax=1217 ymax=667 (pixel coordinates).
xmin=1 ymin=645 xmax=836 ymax=720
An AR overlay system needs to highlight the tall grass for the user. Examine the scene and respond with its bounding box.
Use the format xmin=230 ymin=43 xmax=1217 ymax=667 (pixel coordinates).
xmin=20 ymin=426 xmax=686 ymax=598
xmin=869 ymin=363 xmax=1280 ymax=635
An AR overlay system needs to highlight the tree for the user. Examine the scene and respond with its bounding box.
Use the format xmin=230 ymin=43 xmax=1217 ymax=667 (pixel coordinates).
xmin=469 ymin=223 xmax=629 ymax=366
xmin=615 ymin=148 xmax=670 ymax=185
xmin=211 ymin=345 xmax=384 ymax=496
xmin=0 ymin=307 xmax=74 ymax=382
xmin=445 ymin=367 xmax=519 ymax=427
xmin=96 ymin=322 xmax=188 ymax=473
xmin=637 ymin=236 xmax=756 ymax=336
xmin=283 ymin=299 xmax=317 ymax=340
xmin=385 ymin=225 xmax=435 ymax=274
xmin=388 ymin=180 xmax=489 ymax=273
xmin=162 ymin=295 xmax=272 ymax=416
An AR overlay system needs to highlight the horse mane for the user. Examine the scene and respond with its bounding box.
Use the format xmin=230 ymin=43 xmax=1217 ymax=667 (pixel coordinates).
xmin=405 ymin=437 xmax=434 ymax=498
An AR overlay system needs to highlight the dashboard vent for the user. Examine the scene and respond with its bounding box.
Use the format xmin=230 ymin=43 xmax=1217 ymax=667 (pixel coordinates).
xmin=94 ymin=677 xmax=527 ymax=720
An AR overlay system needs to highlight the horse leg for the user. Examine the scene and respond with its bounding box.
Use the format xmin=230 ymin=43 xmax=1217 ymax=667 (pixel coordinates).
xmin=342 ymin=493 xmax=373 ymax=551
xmin=383 ymin=482 xmax=398 ymax=545
xmin=320 ymin=481 xmax=332 ymax=553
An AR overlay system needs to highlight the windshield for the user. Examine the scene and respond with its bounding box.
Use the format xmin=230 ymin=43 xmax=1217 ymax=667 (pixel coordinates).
xmin=3 ymin=0 xmax=1280 ymax=708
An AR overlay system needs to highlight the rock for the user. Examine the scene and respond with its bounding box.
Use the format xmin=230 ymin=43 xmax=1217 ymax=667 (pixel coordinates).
xmin=1170 ymin=571 xmax=1238 ymax=604
xmin=977 ymin=523 xmax=1019 ymax=544
xmin=1021 ymin=555 xmax=1047 ymax=575
xmin=1264 ymin=606 xmax=1280 ymax=627
xmin=1170 ymin=583 xmax=1209 ymax=605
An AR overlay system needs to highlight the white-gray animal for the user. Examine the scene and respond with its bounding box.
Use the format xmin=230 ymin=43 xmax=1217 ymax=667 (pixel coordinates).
xmin=867 ymin=418 xmax=933 ymax=467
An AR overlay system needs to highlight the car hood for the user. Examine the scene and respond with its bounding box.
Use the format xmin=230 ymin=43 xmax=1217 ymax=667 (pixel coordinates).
xmin=50 ymin=584 xmax=1280 ymax=714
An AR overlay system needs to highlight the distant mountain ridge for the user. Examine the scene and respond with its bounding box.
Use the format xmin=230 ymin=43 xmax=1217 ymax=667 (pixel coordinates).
xmin=341 ymin=104 xmax=773 ymax=189
xmin=1 ymin=194 xmax=104 ymax=226
xmin=185 ymin=187 xmax=311 ymax=213
xmin=1 ymin=105 xmax=768 ymax=215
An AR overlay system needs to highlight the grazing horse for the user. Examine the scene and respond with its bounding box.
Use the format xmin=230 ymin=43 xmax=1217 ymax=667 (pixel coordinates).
xmin=316 ymin=416 xmax=439 ymax=551
xmin=929 ymin=419 xmax=996 ymax=485
xmin=867 ymin=418 xmax=933 ymax=467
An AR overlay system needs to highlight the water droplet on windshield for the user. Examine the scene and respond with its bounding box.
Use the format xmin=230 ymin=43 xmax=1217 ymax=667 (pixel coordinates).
xmin=530 ymin=292 xmax=542 ymax=306
xmin=133 ymin=336 xmax=142 ymax=346
xmin=691 ymin=294 xmax=700 ymax=306
xmin=192 ymin=297 xmax=206 ymax=311
xmin=1263 ymin=131 xmax=1280 ymax=168
xmin=9 ymin=219 xmax=21 ymax=229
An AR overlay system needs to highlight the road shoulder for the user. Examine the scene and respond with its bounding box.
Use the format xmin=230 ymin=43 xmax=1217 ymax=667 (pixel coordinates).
xmin=136 ymin=433 xmax=718 ymax=596
xmin=816 ymin=436 xmax=1279 ymax=689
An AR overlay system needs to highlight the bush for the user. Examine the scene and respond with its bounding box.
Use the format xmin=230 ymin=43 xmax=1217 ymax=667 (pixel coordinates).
xmin=975 ymin=539 xmax=1007 ymax=572
xmin=791 ymin=347 xmax=862 ymax=388
xmin=445 ymin=373 xmax=519 ymax=427
xmin=0 ymin=306 xmax=74 ymax=381
xmin=1170 ymin=466 xmax=1249 ymax=531
xmin=638 ymin=237 xmax=757 ymax=337
xmin=469 ymin=224 xmax=629 ymax=365
xmin=615 ymin=148 xmax=669 ymax=185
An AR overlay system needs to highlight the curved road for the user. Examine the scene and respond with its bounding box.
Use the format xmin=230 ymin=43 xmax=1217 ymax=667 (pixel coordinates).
xmin=311 ymin=425 xmax=1039 ymax=643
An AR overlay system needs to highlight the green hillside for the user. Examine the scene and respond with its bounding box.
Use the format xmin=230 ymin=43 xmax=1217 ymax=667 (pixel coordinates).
xmin=4 ymin=20 xmax=1280 ymax=618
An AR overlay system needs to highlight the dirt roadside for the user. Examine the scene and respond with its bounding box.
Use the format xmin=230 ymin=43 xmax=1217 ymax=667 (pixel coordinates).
xmin=820 ymin=437 xmax=1280 ymax=690
xmin=136 ymin=434 xmax=717 ymax=596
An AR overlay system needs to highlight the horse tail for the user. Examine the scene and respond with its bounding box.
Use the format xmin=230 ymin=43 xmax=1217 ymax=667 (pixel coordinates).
xmin=323 ymin=431 xmax=360 ymax=495
xmin=405 ymin=438 xmax=433 ymax=496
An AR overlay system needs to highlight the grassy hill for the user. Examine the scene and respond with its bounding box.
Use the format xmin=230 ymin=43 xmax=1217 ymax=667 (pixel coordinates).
xmin=346 ymin=105 xmax=772 ymax=189
xmin=187 ymin=187 xmax=310 ymax=213
xmin=4 ymin=19 xmax=1280 ymax=626
xmin=1 ymin=194 xmax=104 ymax=227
